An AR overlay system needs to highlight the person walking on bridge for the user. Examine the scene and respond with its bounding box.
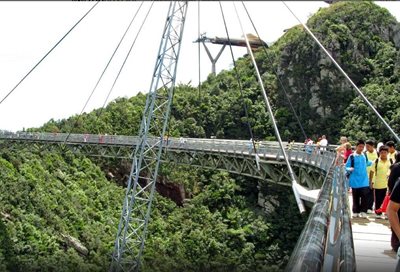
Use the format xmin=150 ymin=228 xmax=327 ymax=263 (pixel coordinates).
xmin=388 ymin=153 xmax=400 ymax=193
xmin=346 ymin=139 xmax=372 ymax=218
xmin=336 ymin=136 xmax=348 ymax=154
xmin=387 ymin=180 xmax=400 ymax=252
xmin=369 ymin=145 xmax=392 ymax=218
xmin=387 ymin=153 xmax=400 ymax=252
xmin=343 ymin=142 xmax=353 ymax=163
xmin=305 ymin=138 xmax=314 ymax=161
xmin=387 ymin=141 xmax=398 ymax=162
xmin=319 ymin=135 xmax=328 ymax=154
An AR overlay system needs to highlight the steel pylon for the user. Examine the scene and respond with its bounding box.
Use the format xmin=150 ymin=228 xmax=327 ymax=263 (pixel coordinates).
xmin=110 ymin=2 xmax=188 ymax=271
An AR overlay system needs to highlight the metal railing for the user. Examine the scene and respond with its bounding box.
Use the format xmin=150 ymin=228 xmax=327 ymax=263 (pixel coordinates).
xmin=285 ymin=154 xmax=355 ymax=272
xmin=0 ymin=132 xmax=336 ymax=172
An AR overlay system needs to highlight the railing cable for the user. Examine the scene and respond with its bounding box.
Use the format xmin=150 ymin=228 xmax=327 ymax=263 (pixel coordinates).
xmin=241 ymin=1 xmax=308 ymax=141
xmin=0 ymin=2 xmax=99 ymax=105
xmin=197 ymin=1 xmax=202 ymax=99
xmin=282 ymin=1 xmax=400 ymax=143
xmin=64 ymin=2 xmax=146 ymax=143
xmin=95 ymin=2 xmax=154 ymax=125
xmin=233 ymin=2 xmax=305 ymax=212
xmin=218 ymin=2 xmax=258 ymax=158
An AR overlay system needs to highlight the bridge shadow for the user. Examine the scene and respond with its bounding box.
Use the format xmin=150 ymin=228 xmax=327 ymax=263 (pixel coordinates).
xmin=382 ymin=249 xmax=397 ymax=259
xmin=350 ymin=217 xmax=370 ymax=225
xmin=373 ymin=217 xmax=391 ymax=228
xmin=351 ymin=216 xmax=391 ymax=227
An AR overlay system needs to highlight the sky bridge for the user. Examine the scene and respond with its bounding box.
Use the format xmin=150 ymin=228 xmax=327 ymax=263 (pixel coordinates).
xmin=0 ymin=132 xmax=332 ymax=199
xmin=0 ymin=1 xmax=399 ymax=271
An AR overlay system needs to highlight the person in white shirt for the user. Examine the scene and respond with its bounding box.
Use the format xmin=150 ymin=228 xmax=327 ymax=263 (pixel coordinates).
xmin=319 ymin=135 xmax=328 ymax=154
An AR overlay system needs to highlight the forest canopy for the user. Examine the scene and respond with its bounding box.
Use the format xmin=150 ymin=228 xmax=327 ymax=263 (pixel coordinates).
xmin=1 ymin=2 xmax=399 ymax=271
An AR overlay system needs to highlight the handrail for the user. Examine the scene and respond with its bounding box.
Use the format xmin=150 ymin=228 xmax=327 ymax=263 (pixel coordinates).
xmin=285 ymin=154 xmax=356 ymax=272
xmin=285 ymin=158 xmax=335 ymax=272
xmin=0 ymin=131 xmax=339 ymax=151
xmin=0 ymin=131 xmax=339 ymax=148
xmin=0 ymin=132 xmax=337 ymax=172
xmin=338 ymin=166 xmax=356 ymax=272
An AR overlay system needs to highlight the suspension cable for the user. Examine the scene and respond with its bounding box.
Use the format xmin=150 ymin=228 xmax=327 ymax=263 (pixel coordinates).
xmin=218 ymin=2 xmax=258 ymax=154
xmin=95 ymin=2 xmax=154 ymax=123
xmin=64 ymin=2 xmax=145 ymax=143
xmin=241 ymin=2 xmax=307 ymax=141
xmin=282 ymin=1 xmax=400 ymax=143
xmin=233 ymin=2 xmax=305 ymax=213
xmin=197 ymin=1 xmax=201 ymax=99
xmin=0 ymin=2 xmax=99 ymax=105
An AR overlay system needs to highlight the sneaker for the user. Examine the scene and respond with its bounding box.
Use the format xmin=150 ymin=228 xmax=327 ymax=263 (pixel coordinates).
xmin=359 ymin=212 xmax=368 ymax=218
xmin=352 ymin=213 xmax=359 ymax=218
xmin=367 ymin=209 xmax=374 ymax=214
xmin=376 ymin=214 xmax=384 ymax=219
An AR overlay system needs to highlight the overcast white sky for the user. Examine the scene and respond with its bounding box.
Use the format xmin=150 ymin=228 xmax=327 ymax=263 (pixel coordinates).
xmin=0 ymin=1 xmax=398 ymax=132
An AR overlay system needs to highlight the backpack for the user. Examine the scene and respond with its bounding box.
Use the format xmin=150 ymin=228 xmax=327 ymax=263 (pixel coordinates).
xmin=349 ymin=153 xmax=368 ymax=168
xmin=345 ymin=154 xmax=368 ymax=178
xmin=374 ymin=158 xmax=394 ymax=173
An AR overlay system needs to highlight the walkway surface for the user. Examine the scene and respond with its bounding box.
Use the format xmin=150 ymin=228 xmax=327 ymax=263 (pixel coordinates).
xmin=350 ymin=193 xmax=399 ymax=272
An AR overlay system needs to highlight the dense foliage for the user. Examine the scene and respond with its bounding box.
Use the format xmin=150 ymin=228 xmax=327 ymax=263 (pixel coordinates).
xmin=0 ymin=146 xmax=124 ymax=271
xmin=0 ymin=147 xmax=305 ymax=271
xmin=2 ymin=1 xmax=400 ymax=271
xmin=143 ymin=172 xmax=305 ymax=271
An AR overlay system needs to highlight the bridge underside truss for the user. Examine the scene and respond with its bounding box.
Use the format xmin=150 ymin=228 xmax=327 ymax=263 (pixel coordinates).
xmin=163 ymin=150 xmax=326 ymax=189
xmin=0 ymin=141 xmax=327 ymax=189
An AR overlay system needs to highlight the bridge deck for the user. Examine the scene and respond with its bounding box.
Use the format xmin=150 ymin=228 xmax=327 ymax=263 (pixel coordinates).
xmin=350 ymin=193 xmax=399 ymax=271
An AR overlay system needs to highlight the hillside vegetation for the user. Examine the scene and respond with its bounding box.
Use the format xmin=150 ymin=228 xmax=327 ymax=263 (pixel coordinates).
xmin=37 ymin=3 xmax=400 ymax=143
xmin=1 ymin=2 xmax=399 ymax=271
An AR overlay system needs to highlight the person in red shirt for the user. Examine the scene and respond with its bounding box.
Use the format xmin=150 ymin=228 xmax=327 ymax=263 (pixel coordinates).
xmin=343 ymin=142 xmax=353 ymax=163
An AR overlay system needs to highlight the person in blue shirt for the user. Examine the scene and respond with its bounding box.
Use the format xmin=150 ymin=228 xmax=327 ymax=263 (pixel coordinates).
xmin=346 ymin=139 xmax=372 ymax=218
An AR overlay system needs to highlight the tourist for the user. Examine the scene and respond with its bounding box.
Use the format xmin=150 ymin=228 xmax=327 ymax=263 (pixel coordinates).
xmin=287 ymin=139 xmax=295 ymax=150
xmin=336 ymin=136 xmax=348 ymax=153
xmin=320 ymin=135 xmax=328 ymax=154
xmin=305 ymin=138 xmax=314 ymax=160
xmin=387 ymin=153 xmax=400 ymax=252
xmin=343 ymin=142 xmax=353 ymax=163
xmin=369 ymin=145 xmax=392 ymax=218
xmin=386 ymin=141 xmax=398 ymax=162
xmin=346 ymin=139 xmax=372 ymax=218
xmin=387 ymin=181 xmax=400 ymax=252
xmin=388 ymin=153 xmax=400 ymax=193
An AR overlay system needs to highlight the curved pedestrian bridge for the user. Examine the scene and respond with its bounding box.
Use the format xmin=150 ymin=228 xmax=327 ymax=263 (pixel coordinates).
xmin=0 ymin=131 xmax=335 ymax=168
xmin=0 ymin=131 xmax=335 ymax=202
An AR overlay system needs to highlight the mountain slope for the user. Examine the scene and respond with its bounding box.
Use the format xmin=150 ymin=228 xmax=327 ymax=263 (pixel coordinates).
xmin=1 ymin=1 xmax=400 ymax=271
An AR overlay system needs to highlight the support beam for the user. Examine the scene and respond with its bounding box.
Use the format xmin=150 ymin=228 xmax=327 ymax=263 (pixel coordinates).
xmin=194 ymin=33 xmax=267 ymax=75
xmin=110 ymin=2 xmax=188 ymax=271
